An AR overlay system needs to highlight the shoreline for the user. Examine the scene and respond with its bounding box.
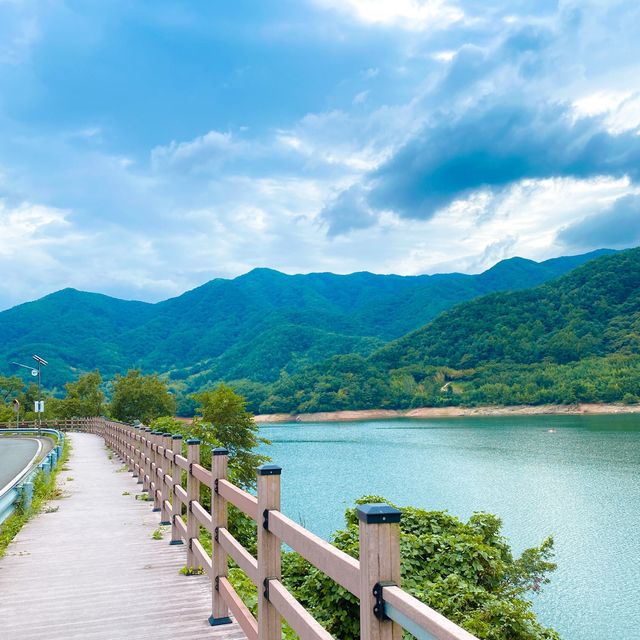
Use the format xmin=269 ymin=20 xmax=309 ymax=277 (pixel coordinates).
xmin=254 ymin=403 xmax=640 ymax=423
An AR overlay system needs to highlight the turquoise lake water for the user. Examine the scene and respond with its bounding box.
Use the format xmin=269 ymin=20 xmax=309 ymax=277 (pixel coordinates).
xmin=258 ymin=414 xmax=640 ymax=640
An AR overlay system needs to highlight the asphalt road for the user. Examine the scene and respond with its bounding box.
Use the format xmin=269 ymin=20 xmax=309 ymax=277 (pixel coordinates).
xmin=0 ymin=438 xmax=40 ymax=493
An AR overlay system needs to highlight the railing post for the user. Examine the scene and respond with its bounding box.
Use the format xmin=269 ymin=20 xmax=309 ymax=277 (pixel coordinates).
xmin=210 ymin=447 xmax=231 ymax=626
xmin=132 ymin=425 xmax=143 ymax=483
xmin=142 ymin=429 xmax=151 ymax=492
xmin=21 ymin=481 xmax=34 ymax=513
xmin=257 ymin=464 xmax=282 ymax=640
xmin=358 ymin=504 xmax=403 ymax=640
xmin=186 ymin=438 xmax=201 ymax=568
xmin=151 ymin=432 xmax=162 ymax=512
xmin=170 ymin=434 xmax=184 ymax=545
xmin=159 ymin=433 xmax=172 ymax=525
xmin=126 ymin=427 xmax=134 ymax=473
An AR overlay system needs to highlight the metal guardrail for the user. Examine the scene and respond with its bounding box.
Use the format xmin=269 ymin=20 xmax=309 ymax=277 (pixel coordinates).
xmin=0 ymin=429 xmax=65 ymax=526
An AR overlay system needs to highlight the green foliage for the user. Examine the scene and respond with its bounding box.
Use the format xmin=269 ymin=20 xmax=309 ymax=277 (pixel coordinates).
xmin=283 ymin=497 xmax=558 ymax=640
xmin=110 ymin=369 xmax=176 ymax=424
xmin=179 ymin=565 xmax=205 ymax=576
xmin=56 ymin=370 xmax=105 ymax=418
xmin=227 ymin=567 xmax=298 ymax=639
xmin=260 ymin=249 xmax=640 ymax=412
xmin=152 ymin=385 xmax=269 ymax=490
xmin=0 ymin=402 xmax=14 ymax=422
xmin=0 ymin=375 xmax=23 ymax=403
xmin=194 ymin=384 xmax=270 ymax=488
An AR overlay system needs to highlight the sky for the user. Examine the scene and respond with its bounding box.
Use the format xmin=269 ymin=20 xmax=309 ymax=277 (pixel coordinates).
xmin=1 ymin=0 xmax=640 ymax=310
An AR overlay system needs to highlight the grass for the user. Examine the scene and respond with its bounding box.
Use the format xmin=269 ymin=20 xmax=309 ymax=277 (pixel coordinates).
xmin=179 ymin=565 xmax=205 ymax=576
xmin=122 ymin=491 xmax=131 ymax=496
xmin=0 ymin=437 xmax=71 ymax=558
xmin=152 ymin=527 xmax=164 ymax=540
xmin=135 ymin=493 xmax=152 ymax=501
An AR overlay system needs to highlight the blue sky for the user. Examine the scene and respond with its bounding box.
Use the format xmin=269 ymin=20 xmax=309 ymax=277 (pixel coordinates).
xmin=1 ymin=0 xmax=639 ymax=309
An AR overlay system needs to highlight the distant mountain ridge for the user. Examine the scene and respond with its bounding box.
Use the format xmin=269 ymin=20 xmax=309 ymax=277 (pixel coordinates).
xmin=0 ymin=249 xmax=614 ymax=393
xmin=259 ymin=248 xmax=640 ymax=414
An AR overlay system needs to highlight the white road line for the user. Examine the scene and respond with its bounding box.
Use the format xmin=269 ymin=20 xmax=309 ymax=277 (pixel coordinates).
xmin=0 ymin=438 xmax=44 ymax=497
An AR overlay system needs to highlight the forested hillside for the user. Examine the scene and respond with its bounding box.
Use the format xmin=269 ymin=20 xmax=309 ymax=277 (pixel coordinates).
xmin=258 ymin=249 xmax=640 ymax=413
xmin=0 ymin=250 xmax=607 ymax=392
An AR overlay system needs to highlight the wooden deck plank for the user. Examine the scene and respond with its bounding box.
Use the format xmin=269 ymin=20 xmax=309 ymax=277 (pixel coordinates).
xmin=0 ymin=433 xmax=246 ymax=640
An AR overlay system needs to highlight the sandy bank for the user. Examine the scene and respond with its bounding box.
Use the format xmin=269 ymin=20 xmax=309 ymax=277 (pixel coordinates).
xmin=253 ymin=403 xmax=640 ymax=423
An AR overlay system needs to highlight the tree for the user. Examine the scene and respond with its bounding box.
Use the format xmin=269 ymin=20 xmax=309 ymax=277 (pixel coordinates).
xmin=152 ymin=385 xmax=269 ymax=489
xmin=57 ymin=370 xmax=105 ymax=418
xmin=284 ymin=496 xmax=559 ymax=640
xmin=0 ymin=375 xmax=24 ymax=404
xmin=110 ymin=370 xmax=176 ymax=424
xmin=192 ymin=384 xmax=270 ymax=488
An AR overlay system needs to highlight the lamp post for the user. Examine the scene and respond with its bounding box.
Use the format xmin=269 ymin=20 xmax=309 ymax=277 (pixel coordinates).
xmin=11 ymin=355 xmax=48 ymax=428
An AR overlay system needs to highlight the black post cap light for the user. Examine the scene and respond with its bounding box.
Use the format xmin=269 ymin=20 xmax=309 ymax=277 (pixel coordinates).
xmin=257 ymin=464 xmax=282 ymax=476
xmin=356 ymin=503 xmax=401 ymax=525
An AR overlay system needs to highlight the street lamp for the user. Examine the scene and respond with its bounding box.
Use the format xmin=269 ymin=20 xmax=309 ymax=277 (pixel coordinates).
xmin=32 ymin=355 xmax=47 ymax=426
xmin=11 ymin=354 xmax=47 ymax=426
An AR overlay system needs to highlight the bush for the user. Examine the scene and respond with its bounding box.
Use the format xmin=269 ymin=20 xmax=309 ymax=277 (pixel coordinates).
xmin=283 ymin=496 xmax=559 ymax=640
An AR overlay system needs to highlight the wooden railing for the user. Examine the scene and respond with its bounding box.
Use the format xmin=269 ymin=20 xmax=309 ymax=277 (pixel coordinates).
xmin=0 ymin=418 xmax=103 ymax=433
xmin=100 ymin=419 xmax=478 ymax=640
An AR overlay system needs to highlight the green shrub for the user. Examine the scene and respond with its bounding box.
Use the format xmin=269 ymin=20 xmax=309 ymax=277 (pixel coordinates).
xmin=282 ymin=496 xmax=559 ymax=640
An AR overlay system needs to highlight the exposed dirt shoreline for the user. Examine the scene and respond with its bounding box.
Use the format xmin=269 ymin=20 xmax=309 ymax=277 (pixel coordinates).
xmin=254 ymin=403 xmax=640 ymax=423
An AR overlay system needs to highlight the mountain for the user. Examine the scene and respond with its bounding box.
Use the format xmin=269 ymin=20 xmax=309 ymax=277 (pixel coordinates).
xmin=0 ymin=249 xmax=613 ymax=393
xmin=260 ymin=248 xmax=640 ymax=413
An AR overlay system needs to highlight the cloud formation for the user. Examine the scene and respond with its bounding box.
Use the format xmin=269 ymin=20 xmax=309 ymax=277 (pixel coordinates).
xmin=366 ymin=101 xmax=640 ymax=222
xmin=314 ymin=0 xmax=464 ymax=30
xmin=0 ymin=1 xmax=639 ymax=309
xmin=557 ymin=194 xmax=640 ymax=251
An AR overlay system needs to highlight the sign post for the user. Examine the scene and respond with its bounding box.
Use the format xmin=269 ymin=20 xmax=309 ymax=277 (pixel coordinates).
xmin=12 ymin=398 xmax=20 ymax=429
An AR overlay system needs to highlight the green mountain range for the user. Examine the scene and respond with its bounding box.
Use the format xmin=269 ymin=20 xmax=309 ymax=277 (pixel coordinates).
xmin=260 ymin=248 xmax=640 ymax=414
xmin=0 ymin=249 xmax=610 ymax=399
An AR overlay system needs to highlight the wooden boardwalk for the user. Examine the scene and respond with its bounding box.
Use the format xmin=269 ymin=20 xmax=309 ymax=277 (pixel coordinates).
xmin=0 ymin=433 xmax=246 ymax=640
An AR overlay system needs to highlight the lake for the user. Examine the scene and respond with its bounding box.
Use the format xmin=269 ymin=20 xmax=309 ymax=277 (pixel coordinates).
xmin=258 ymin=414 xmax=640 ymax=640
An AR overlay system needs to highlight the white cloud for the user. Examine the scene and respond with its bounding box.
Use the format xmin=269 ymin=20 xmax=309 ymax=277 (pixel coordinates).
xmin=150 ymin=131 xmax=240 ymax=172
xmin=314 ymin=0 xmax=464 ymax=30
xmin=0 ymin=200 xmax=70 ymax=258
xmin=353 ymin=90 xmax=369 ymax=105
xmin=389 ymin=176 xmax=634 ymax=276
xmin=432 ymin=50 xmax=457 ymax=62
xmin=572 ymin=91 xmax=640 ymax=134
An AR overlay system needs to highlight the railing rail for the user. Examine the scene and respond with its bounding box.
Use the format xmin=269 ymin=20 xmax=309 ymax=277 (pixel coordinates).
xmin=100 ymin=419 xmax=479 ymax=640
xmin=0 ymin=418 xmax=105 ymax=433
